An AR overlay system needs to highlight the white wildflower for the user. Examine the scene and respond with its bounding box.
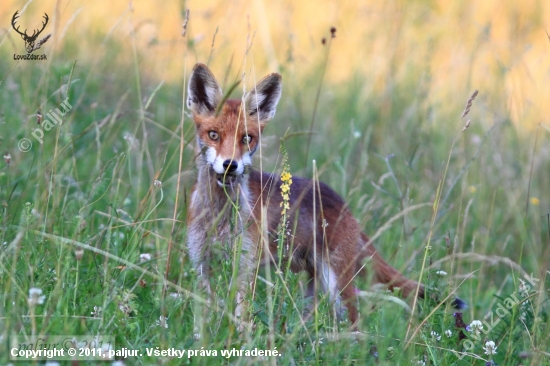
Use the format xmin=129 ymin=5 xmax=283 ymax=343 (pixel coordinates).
xmin=28 ymin=288 xmax=46 ymax=305
xmin=483 ymin=340 xmax=497 ymax=355
xmin=91 ymin=306 xmax=102 ymax=316
xmin=74 ymin=248 xmax=84 ymax=260
xmin=139 ymin=253 xmax=152 ymax=262
xmin=430 ymin=331 xmax=441 ymax=341
xmin=48 ymin=268 xmax=57 ymax=281
xmin=469 ymin=320 xmax=483 ymax=335
xmin=155 ymin=315 xmax=168 ymax=329
xmin=445 ymin=329 xmax=453 ymax=338
xmin=118 ymin=303 xmax=131 ymax=315
xmin=435 ymin=270 xmax=448 ymax=276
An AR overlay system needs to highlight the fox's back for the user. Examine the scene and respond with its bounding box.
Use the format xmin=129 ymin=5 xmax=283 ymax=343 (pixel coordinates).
xmin=248 ymin=170 xmax=363 ymax=267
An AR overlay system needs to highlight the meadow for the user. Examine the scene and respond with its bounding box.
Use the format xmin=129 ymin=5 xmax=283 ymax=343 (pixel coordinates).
xmin=0 ymin=0 xmax=549 ymax=365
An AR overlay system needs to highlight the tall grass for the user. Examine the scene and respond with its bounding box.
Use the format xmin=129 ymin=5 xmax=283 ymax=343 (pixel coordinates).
xmin=1 ymin=2 xmax=549 ymax=365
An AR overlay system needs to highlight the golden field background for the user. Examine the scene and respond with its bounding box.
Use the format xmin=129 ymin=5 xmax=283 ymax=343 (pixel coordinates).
xmin=1 ymin=0 xmax=550 ymax=129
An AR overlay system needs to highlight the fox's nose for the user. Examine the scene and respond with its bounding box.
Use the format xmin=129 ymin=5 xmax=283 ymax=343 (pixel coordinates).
xmin=222 ymin=160 xmax=238 ymax=173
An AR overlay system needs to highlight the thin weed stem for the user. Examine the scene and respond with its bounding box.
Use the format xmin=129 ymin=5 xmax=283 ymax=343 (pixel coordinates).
xmin=303 ymin=29 xmax=335 ymax=171
xmin=525 ymin=123 xmax=541 ymax=217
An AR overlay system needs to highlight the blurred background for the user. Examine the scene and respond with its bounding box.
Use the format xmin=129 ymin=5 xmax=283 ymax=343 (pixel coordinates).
xmin=2 ymin=0 xmax=550 ymax=126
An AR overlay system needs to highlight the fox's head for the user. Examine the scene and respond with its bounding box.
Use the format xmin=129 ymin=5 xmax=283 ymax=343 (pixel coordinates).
xmin=187 ymin=63 xmax=282 ymax=188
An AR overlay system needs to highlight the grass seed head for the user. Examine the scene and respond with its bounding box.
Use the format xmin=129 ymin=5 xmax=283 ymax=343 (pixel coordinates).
xmin=461 ymin=90 xmax=479 ymax=118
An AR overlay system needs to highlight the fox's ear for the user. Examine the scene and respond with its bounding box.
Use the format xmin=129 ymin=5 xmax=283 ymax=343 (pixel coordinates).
xmin=187 ymin=63 xmax=223 ymax=116
xmin=245 ymin=73 xmax=282 ymax=121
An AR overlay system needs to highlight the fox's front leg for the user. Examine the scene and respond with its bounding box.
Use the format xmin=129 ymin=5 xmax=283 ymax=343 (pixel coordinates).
xmin=234 ymin=276 xmax=258 ymax=333
xmin=233 ymin=235 xmax=258 ymax=333
xmin=234 ymin=288 xmax=248 ymax=332
xmin=186 ymin=222 xmax=213 ymax=296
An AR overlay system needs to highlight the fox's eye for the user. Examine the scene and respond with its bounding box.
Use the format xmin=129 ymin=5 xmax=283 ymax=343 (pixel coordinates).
xmin=242 ymin=135 xmax=252 ymax=144
xmin=208 ymin=131 xmax=219 ymax=140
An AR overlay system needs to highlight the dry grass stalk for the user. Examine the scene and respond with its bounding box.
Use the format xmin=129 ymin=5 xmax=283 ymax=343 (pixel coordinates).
xmin=461 ymin=89 xmax=478 ymax=118
xmin=31 ymin=34 xmax=51 ymax=53
xmin=182 ymin=9 xmax=190 ymax=37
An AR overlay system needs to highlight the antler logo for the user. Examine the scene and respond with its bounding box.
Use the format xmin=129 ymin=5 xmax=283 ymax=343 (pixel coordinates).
xmin=11 ymin=10 xmax=50 ymax=54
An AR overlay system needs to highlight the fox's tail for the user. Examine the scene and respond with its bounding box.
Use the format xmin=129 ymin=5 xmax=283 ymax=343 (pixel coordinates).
xmin=359 ymin=233 xmax=467 ymax=309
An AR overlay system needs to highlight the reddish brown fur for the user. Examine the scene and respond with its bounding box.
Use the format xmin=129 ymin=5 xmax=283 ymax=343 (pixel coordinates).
xmin=194 ymin=100 xmax=265 ymax=164
xmin=245 ymin=170 xmax=425 ymax=326
xmin=188 ymin=99 xmax=425 ymax=329
xmin=186 ymin=64 xmax=442 ymax=330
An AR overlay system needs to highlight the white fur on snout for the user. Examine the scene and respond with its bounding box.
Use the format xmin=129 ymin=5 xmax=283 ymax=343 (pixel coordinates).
xmin=212 ymin=156 xmax=244 ymax=175
xmin=243 ymin=152 xmax=252 ymax=166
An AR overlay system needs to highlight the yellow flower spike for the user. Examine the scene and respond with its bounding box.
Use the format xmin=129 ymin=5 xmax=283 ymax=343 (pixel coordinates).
xmin=278 ymin=140 xmax=293 ymax=249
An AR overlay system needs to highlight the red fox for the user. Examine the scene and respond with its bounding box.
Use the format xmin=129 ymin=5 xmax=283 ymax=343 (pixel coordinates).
xmin=186 ymin=63 xmax=465 ymax=328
